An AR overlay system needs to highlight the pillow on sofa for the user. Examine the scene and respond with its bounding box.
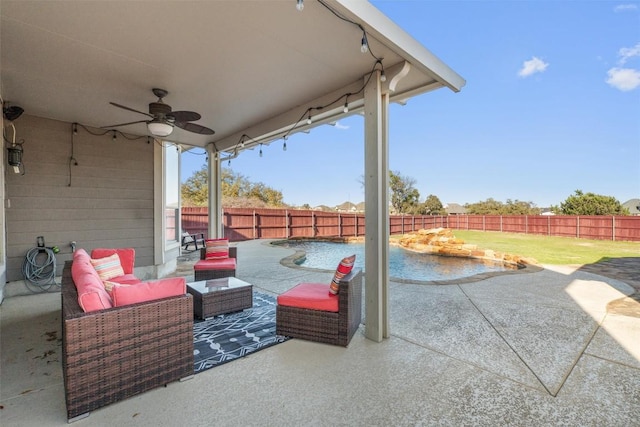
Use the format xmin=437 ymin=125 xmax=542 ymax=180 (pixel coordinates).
xmin=111 ymin=277 xmax=186 ymax=307
xmin=205 ymin=238 xmax=229 ymax=260
xmin=329 ymin=254 xmax=356 ymax=295
xmin=91 ymin=248 xmax=135 ymax=275
xmin=90 ymin=253 xmax=125 ymax=281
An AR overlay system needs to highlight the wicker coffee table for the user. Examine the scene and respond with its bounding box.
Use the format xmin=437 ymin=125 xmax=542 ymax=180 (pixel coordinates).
xmin=187 ymin=277 xmax=253 ymax=319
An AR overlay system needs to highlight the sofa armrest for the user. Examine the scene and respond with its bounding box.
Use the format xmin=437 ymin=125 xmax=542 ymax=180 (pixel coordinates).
xmin=337 ymin=268 xmax=362 ymax=337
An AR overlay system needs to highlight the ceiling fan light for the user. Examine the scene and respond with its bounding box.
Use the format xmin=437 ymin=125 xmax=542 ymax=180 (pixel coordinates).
xmin=147 ymin=120 xmax=173 ymax=137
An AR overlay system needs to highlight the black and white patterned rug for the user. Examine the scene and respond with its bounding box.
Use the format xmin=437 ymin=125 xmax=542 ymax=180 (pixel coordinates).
xmin=193 ymin=291 xmax=290 ymax=374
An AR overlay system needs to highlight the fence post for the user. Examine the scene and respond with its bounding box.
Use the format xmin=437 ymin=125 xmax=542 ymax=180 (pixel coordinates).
xmin=612 ymin=216 xmax=616 ymax=241
xmin=483 ymin=215 xmax=486 ymax=231
xmin=253 ymin=210 xmax=257 ymax=240
xmin=355 ymin=214 xmax=358 ymax=237
xmin=576 ymin=216 xmax=580 ymax=238
xmin=285 ymin=209 xmax=289 ymax=239
xmin=547 ymin=215 xmax=550 ymax=236
xmin=339 ymin=213 xmax=342 ymax=237
xmin=312 ymin=211 xmax=316 ymax=238
xmin=525 ymin=215 xmax=528 ymax=234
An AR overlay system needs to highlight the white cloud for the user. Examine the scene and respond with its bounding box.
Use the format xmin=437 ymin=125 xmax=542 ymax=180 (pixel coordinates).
xmin=614 ymin=4 xmax=638 ymax=12
xmin=334 ymin=121 xmax=350 ymax=130
xmin=618 ymin=42 xmax=640 ymax=65
xmin=518 ymin=56 xmax=549 ymax=77
xmin=606 ymin=67 xmax=640 ymax=91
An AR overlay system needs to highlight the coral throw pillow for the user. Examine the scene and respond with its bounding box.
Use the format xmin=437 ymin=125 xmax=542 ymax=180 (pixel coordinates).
xmin=90 ymin=253 xmax=125 ymax=281
xmin=329 ymin=254 xmax=356 ymax=295
xmin=205 ymin=238 xmax=229 ymax=260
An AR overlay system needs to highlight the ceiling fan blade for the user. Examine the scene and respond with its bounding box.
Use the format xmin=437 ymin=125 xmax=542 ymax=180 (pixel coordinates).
xmin=175 ymin=121 xmax=215 ymax=135
xmin=101 ymin=120 xmax=148 ymax=128
xmin=169 ymin=111 xmax=201 ymax=122
xmin=110 ymin=102 xmax=153 ymax=118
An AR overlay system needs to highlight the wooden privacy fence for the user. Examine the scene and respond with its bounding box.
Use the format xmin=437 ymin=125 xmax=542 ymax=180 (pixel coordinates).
xmin=181 ymin=207 xmax=640 ymax=242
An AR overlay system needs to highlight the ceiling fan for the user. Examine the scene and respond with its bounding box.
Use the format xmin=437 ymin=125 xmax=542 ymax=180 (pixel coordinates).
xmin=103 ymin=88 xmax=214 ymax=137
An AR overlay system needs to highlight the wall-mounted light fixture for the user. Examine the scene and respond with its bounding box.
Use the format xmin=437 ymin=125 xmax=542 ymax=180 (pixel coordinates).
xmin=3 ymin=102 xmax=25 ymax=174
xmin=7 ymin=144 xmax=23 ymax=173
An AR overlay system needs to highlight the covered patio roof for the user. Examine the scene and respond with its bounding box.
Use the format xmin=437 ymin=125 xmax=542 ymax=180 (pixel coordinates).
xmin=1 ymin=0 xmax=465 ymax=342
xmin=1 ymin=0 xmax=464 ymax=154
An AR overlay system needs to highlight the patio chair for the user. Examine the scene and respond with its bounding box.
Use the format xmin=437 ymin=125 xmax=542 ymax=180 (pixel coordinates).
xmin=181 ymin=232 xmax=205 ymax=252
xmin=276 ymin=267 xmax=362 ymax=347
xmin=193 ymin=239 xmax=237 ymax=281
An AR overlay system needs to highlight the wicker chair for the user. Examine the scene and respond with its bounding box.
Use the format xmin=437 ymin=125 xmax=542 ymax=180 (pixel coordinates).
xmin=193 ymin=246 xmax=237 ymax=281
xmin=276 ymin=268 xmax=362 ymax=347
xmin=61 ymin=261 xmax=194 ymax=422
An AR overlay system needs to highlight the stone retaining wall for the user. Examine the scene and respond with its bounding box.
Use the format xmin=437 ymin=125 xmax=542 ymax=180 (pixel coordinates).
xmin=395 ymin=228 xmax=539 ymax=268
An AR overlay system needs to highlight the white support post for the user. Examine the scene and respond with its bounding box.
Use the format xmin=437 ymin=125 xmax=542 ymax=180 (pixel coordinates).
xmin=207 ymin=146 xmax=223 ymax=239
xmin=364 ymin=70 xmax=390 ymax=342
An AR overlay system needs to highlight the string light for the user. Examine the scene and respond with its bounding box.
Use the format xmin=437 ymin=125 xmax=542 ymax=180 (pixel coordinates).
xmin=343 ymin=100 xmax=349 ymax=113
xmin=306 ymin=112 xmax=312 ymax=125
xmin=283 ymin=140 xmax=287 ymax=151
xmin=380 ymin=69 xmax=387 ymax=82
xmin=360 ymin=35 xmax=369 ymax=53
xmin=112 ymin=130 xmax=117 ymax=141
xmin=259 ymin=144 xmax=263 ymax=157
xmin=296 ymin=0 xmax=304 ymax=12
xmin=73 ymin=123 xmax=78 ymax=134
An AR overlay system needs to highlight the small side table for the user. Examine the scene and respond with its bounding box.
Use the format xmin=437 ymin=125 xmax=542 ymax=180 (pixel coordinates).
xmin=187 ymin=277 xmax=253 ymax=319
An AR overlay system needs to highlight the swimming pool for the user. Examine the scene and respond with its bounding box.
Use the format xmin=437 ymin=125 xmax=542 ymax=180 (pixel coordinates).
xmin=276 ymin=240 xmax=513 ymax=283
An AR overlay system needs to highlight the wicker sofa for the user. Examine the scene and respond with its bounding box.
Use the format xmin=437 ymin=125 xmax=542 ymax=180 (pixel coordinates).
xmin=276 ymin=268 xmax=362 ymax=347
xmin=61 ymin=255 xmax=194 ymax=422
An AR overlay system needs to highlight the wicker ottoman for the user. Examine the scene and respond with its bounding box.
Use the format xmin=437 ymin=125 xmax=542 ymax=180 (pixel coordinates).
xmin=187 ymin=277 xmax=253 ymax=319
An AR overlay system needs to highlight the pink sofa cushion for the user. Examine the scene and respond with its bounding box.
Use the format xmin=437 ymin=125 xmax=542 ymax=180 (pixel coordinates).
xmin=194 ymin=258 xmax=236 ymax=271
xmin=72 ymin=249 xmax=113 ymax=312
xmin=109 ymin=274 xmax=142 ymax=285
xmin=277 ymin=283 xmax=339 ymax=312
xmin=111 ymin=277 xmax=186 ymax=307
xmin=91 ymin=248 xmax=135 ymax=275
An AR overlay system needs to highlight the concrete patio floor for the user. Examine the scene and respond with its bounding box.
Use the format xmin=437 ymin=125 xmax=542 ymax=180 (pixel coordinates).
xmin=1 ymin=239 xmax=639 ymax=426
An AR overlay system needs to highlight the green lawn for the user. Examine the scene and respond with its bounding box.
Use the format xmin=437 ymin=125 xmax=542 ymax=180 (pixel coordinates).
xmin=442 ymin=230 xmax=640 ymax=265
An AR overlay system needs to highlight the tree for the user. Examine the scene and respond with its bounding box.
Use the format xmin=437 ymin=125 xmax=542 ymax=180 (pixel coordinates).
xmin=553 ymin=190 xmax=629 ymax=215
xmin=465 ymin=198 xmax=540 ymax=215
xmin=181 ymin=166 xmax=285 ymax=207
xmin=422 ymin=194 xmax=445 ymax=215
xmin=465 ymin=198 xmax=504 ymax=215
xmin=389 ymin=170 xmax=420 ymax=214
xmin=503 ymin=199 xmax=541 ymax=215
xmin=181 ymin=166 xmax=208 ymax=206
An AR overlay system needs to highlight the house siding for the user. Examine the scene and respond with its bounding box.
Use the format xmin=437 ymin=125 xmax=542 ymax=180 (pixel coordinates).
xmin=4 ymin=115 xmax=154 ymax=282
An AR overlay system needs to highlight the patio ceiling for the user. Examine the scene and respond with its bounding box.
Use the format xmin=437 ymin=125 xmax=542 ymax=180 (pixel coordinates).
xmin=1 ymin=0 xmax=464 ymax=154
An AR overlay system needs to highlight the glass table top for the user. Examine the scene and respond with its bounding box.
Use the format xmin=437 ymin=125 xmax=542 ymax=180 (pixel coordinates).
xmin=187 ymin=276 xmax=252 ymax=294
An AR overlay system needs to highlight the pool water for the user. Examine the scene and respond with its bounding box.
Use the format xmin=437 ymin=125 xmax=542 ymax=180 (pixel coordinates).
xmin=278 ymin=241 xmax=511 ymax=282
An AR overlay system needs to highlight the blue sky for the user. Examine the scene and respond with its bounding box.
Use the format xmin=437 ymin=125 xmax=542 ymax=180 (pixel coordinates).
xmin=182 ymin=0 xmax=640 ymax=209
